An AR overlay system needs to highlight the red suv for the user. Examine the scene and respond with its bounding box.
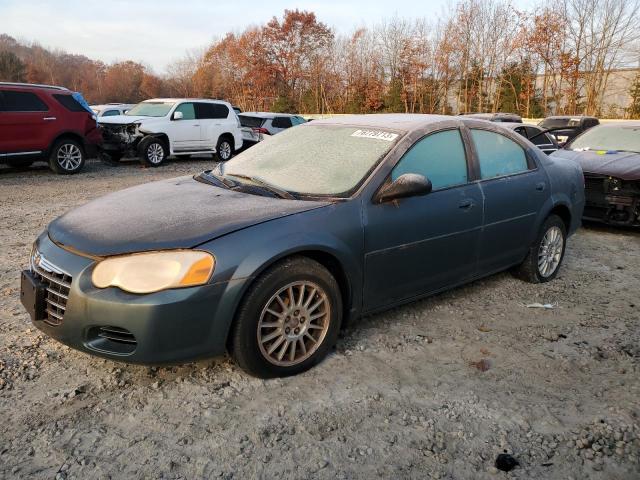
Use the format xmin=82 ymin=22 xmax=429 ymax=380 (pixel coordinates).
xmin=0 ymin=82 xmax=102 ymax=174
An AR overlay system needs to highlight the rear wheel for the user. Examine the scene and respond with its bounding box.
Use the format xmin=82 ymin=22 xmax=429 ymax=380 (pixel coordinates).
xmin=230 ymin=257 xmax=342 ymax=378
xmin=215 ymin=137 xmax=233 ymax=161
xmin=513 ymin=214 xmax=567 ymax=283
xmin=49 ymin=139 xmax=85 ymax=174
xmin=138 ymin=137 xmax=167 ymax=167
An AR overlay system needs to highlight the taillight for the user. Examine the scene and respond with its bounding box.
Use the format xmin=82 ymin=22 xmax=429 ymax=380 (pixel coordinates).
xmin=252 ymin=127 xmax=270 ymax=135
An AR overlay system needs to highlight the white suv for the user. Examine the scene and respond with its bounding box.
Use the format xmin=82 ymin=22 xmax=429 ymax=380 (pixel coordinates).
xmin=98 ymin=98 xmax=243 ymax=166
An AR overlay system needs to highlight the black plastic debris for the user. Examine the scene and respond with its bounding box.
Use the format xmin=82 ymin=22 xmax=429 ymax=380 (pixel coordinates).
xmin=495 ymin=453 xmax=519 ymax=472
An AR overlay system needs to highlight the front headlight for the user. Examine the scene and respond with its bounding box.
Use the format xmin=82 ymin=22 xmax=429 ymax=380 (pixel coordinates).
xmin=92 ymin=250 xmax=215 ymax=294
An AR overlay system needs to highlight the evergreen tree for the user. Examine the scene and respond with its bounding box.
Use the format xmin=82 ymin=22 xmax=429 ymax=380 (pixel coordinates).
xmin=626 ymin=74 xmax=640 ymax=119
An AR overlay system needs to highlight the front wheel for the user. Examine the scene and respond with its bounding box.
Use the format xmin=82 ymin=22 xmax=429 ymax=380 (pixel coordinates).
xmin=138 ymin=137 xmax=167 ymax=167
xmin=49 ymin=139 xmax=85 ymax=174
xmin=230 ymin=257 xmax=342 ymax=378
xmin=513 ymin=214 xmax=567 ymax=283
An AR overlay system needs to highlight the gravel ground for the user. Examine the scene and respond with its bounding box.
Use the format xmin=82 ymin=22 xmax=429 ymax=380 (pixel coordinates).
xmin=0 ymin=158 xmax=639 ymax=480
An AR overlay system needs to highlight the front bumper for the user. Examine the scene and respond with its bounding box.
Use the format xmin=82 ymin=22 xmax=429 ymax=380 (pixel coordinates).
xmin=583 ymin=175 xmax=640 ymax=226
xmin=23 ymin=234 xmax=237 ymax=364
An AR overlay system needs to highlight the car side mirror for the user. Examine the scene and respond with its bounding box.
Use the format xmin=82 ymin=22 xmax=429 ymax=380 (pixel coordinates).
xmin=375 ymin=173 xmax=432 ymax=204
xmin=173 ymin=111 xmax=183 ymax=121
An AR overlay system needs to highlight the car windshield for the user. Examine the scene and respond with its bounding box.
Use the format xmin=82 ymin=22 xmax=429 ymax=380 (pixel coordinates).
xmin=570 ymin=125 xmax=640 ymax=153
xmin=125 ymin=102 xmax=175 ymax=117
xmin=540 ymin=118 xmax=580 ymax=129
xmin=223 ymin=125 xmax=401 ymax=196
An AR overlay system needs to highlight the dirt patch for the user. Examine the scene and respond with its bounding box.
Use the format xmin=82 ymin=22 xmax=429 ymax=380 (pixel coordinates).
xmin=1 ymin=159 xmax=639 ymax=479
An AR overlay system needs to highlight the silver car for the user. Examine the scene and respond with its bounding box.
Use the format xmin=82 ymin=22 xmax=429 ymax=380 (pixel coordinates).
xmin=91 ymin=103 xmax=135 ymax=118
xmin=238 ymin=112 xmax=306 ymax=146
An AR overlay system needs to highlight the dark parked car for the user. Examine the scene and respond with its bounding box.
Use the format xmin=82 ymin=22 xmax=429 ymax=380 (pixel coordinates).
xmin=552 ymin=122 xmax=639 ymax=226
xmin=21 ymin=114 xmax=584 ymax=378
xmin=500 ymin=122 xmax=559 ymax=155
xmin=460 ymin=112 xmax=522 ymax=123
xmin=539 ymin=115 xmax=599 ymax=147
xmin=0 ymin=82 xmax=101 ymax=174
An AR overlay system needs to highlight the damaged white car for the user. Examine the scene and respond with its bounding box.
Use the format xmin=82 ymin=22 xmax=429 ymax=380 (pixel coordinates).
xmin=97 ymin=99 xmax=243 ymax=166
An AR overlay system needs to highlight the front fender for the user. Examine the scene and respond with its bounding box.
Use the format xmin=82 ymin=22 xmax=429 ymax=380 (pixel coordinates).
xmin=197 ymin=201 xmax=364 ymax=342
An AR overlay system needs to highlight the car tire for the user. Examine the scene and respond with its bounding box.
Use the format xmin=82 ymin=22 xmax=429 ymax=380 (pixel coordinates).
xmin=230 ymin=256 xmax=342 ymax=378
xmin=48 ymin=139 xmax=86 ymax=174
xmin=215 ymin=137 xmax=233 ymax=162
xmin=138 ymin=137 xmax=168 ymax=167
xmin=513 ymin=214 xmax=567 ymax=283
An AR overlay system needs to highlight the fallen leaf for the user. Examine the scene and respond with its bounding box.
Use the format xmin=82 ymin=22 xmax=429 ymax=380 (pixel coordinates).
xmin=469 ymin=359 xmax=491 ymax=372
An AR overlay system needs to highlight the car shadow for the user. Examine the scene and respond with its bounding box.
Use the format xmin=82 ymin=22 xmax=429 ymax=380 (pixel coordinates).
xmin=581 ymin=220 xmax=639 ymax=237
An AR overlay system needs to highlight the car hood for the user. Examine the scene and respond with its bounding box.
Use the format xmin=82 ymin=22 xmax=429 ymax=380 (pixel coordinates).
xmin=552 ymin=149 xmax=640 ymax=180
xmin=98 ymin=115 xmax=157 ymax=125
xmin=47 ymin=176 xmax=330 ymax=257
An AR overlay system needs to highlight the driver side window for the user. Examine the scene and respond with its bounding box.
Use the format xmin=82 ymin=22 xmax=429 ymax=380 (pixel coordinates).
xmin=391 ymin=129 xmax=468 ymax=190
xmin=175 ymin=102 xmax=196 ymax=120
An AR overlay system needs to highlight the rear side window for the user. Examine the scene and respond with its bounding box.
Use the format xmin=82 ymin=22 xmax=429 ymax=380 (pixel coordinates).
xmin=1 ymin=90 xmax=48 ymax=112
xmin=238 ymin=115 xmax=265 ymax=128
xmin=175 ymin=102 xmax=196 ymax=120
xmin=525 ymin=126 xmax=554 ymax=146
xmin=196 ymin=102 xmax=229 ymax=119
xmin=392 ymin=129 xmax=468 ymax=190
xmin=272 ymin=116 xmax=293 ymax=128
xmin=471 ymin=129 xmax=529 ymax=179
xmin=53 ymin=94 xmax=85 ymax=112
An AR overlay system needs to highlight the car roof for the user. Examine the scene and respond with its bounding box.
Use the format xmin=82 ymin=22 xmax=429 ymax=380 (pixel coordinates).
xmin=594 ymin=121 xmax=640 ymax=128
xmin=460 ymin=112 xmax=521 ymax=120
xmin=543 ymin=115 xmax=598 ymax=120
xmin=0 ymin=82 xmax=69 ymax=91
xmin=239 ymin=112 xmax=298 ymax=118
xmin=141 ymin=98 xmax=230 ymax=104
xmin=91 ymin=104 xmax=133 ymax=110
xmin=309 ymin=114 xmax=465 ymax=132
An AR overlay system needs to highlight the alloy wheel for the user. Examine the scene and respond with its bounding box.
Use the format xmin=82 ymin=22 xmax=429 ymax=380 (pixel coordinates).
xmin=257 ymin=281 xmax=331 ymax=367
xmin=147 ymin=143 xmax=164 ymax=164
xmin=57 ymin=144 xmax=82 ymax=171
xmin=538 ymin=226 xmax=564 ymax=277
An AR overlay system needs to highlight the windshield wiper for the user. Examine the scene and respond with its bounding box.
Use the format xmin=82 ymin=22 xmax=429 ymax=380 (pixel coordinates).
xmin=195 ymin=171 xmax=236 ymax=189
xmin=225 ymin=173 xmax=296 ymax=199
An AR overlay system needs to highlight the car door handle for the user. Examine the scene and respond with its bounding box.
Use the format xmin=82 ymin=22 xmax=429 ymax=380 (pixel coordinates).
xmin=458 ymin=199 xmax=474 ymax=209
xmin=43 ymin=117 xmax=56 ymax=121
xmin=536 ymin=182 xmax=546 ymax=191
xmin=193 ymin=124 xmax=200 ymax=127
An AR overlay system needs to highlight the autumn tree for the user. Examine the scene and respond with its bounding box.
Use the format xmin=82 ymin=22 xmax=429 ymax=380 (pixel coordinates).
xmin=0 ymin=50 xmax=26 ymax=81
xmin=262 ymin=10 xmax=333 ymax=112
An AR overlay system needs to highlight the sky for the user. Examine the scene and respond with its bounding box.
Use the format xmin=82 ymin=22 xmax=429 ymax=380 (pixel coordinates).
xmin=0 ymin=0 xmax=453 ymax=73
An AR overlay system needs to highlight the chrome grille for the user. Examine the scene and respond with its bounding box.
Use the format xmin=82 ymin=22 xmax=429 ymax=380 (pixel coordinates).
xmin=31 ymin=249 xmax=71 ymax=327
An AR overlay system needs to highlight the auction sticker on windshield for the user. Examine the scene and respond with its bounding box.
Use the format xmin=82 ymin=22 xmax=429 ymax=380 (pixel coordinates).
xmin=351 ymin=129 xmax=399 ymax=141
